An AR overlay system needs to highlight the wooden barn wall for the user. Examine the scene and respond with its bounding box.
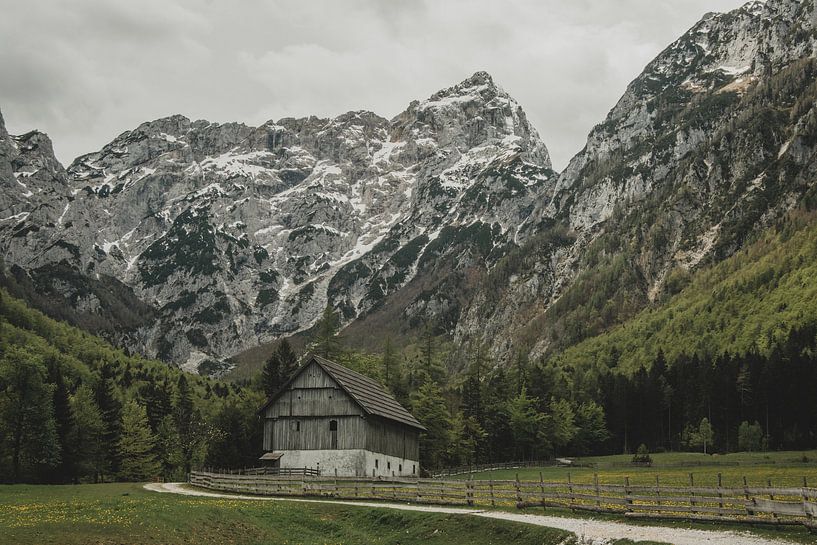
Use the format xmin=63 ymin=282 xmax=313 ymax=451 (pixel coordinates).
xmin=266 ymin=416 xmax=366 ymax=451
xmin=365 ymin=416 xmax=420 ymax=460
xmin=264 ymin=362 xmax=363 ymax=419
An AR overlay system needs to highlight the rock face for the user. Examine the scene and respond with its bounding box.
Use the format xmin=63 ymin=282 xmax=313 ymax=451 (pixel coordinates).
xmin=0 ymin=72 xmax=554 ymax=372
xmin=456 ymin=0 xmax=817 ymax=362
xmin=2 ymin=0 xmax=817 ymax=374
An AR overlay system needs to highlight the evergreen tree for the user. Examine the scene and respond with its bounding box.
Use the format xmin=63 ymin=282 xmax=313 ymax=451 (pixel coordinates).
xmin=95 ymin=364 xmax=123 ymax=479
xmin=382 ymin=337 xmax=397 ymax=388
xmin=117 ymin=400 xmax=161 ymax=481
xmin=206 ymin=401 xmax=254 ymax=469
xmin=277 ymin=338 xmax=299 ymax=379
xmin=70 ymin=385 xmax=105 ymax=482
xmin=47 ymin=359 xmax=75 ymax=482
xmin=174 ymin=374 xmax=198 ymax=473
xmin=261 ymin=352 xmax=282 ymax=399
xmin=156 ymin=415 xmax=182 ymax=480
xmin=310 ymin=306 xmax=342 ymax=359
xmin=411 ymin=381 xmax=452 ymax=470
xmin=483 ymin=368 xmax=515 ymax=461
xmin=139 ymin=378 xmax=173 ymax=433
xmin=0 ymin=347 xmax=60 ymax=481
xmin=507 ymin=388 xmax=548 ymax=460
xmin=261 ymin=339 xmax=300 ymax=399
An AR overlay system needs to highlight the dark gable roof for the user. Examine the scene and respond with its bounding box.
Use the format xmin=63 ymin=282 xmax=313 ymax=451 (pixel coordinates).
xmin=259 ymin=355 xmax=426 ymax=431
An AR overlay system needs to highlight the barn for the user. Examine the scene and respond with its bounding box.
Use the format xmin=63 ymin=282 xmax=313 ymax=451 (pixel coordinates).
xmin=258 ymin=355 xmax=425 ymax=477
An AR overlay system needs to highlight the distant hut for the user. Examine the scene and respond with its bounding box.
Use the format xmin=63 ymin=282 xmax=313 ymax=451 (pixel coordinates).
xmin=258 ymin=355 xmax=425 ymax=477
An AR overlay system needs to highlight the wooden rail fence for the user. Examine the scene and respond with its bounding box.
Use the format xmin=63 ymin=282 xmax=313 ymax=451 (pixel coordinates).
xmin=189 ymin=470 xmax=817 ymax=530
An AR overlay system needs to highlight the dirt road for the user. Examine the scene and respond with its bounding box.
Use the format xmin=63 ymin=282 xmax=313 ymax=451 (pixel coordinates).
xmin=144 ymin=482 xmax=798 ymax=545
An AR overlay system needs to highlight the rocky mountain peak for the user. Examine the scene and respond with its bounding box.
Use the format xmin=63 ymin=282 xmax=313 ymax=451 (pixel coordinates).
xmin=0 ymin=72 xmax=554 ymax=373
xmin=391 ymin=71 xmax=551 ymax=169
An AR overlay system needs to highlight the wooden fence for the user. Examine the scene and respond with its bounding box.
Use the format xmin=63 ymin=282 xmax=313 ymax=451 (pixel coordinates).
xmin=189 ymin=470 xmax=817 ymax=530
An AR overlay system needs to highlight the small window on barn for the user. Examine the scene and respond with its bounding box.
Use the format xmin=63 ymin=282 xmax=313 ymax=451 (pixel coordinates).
xmin=399 ymin=464 xmax=402 ymax=472
xmin=375 ymin=459 xmax=379 ymax=468
xmin=329 ymin=420 xmax=338 ymax=431
xmin=412 ymin=464 xmax=416 ymax=475
xmin=295 ymin=421 xmax=301 ymax=432
xmin=387 ymin=461 xmax=391 ymax=470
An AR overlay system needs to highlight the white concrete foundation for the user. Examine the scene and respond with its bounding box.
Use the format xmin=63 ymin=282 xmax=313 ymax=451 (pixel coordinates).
xmin=278 ymin=449 xmax=419 ymax=477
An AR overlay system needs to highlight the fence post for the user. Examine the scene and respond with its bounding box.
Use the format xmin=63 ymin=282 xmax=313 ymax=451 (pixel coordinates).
xmin=744 ymin=476 xmax=754 ymax=515
xmin=539 ymin=471 xmax=545 ymax=509
xmin=489 ymin=479 xmax=495 ymax=508
xmin=655 ymin=475 xmax=661 ymax=506
xmin=467 ymin=475 xmax=474 ymax=507
xmin=717 ymin=473 xmax=723 ymax=510
xmin=515 ymin=473 xmax=522 ymax=505
xmin=768 ymin=478 xmax=777 ymax=521
xmin=625 ymin=476 xmax=632 ymax=510
xmin=804 ymin=477 xmax=813 ymax=527
xmin=594 ymin=473 xmax=601 ymax=508
xmin=567 ymin=472 xmax=574 ymax=507
xmin=416 ymin=478 xmax=421 ymax=503
xmin=334 ymin=468 xmax=338 ymax=498
xmin=689 ymin=473 xmax=696 ymax=514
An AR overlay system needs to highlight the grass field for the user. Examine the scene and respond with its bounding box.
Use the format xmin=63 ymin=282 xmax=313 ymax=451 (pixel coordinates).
xmin=0 ymin=482 xmax=647 ymax=545
xmin=454 ymin=450 xmax=817 ymax=488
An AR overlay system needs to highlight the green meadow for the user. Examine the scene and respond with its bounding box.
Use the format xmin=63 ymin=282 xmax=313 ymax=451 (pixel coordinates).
xmin=0 ymin=482 xmax=582 ymax=545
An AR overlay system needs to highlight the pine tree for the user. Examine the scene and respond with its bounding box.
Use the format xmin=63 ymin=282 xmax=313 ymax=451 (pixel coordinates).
xmin=117 ymin=400 xmax=161 ymax=481
xmin=47 ymin=359 xmax=75 ymax=482
xmin=70 ymin=385 xmax=105 ymax=482
xmin=261 ymin=352 xmax=282 ymax=399
xmin=0 ymin=346 xmax=60 ymax=481
xmin=261 ymin=339 xmax=299 ymax=399
xmin=310 ymin=306 xmax=341 ymax=359
xmin=507 ymin=387 xmax=548 ymax=460
xmin=95 ymin=364 xmax=123 ymax=479
xmin=174 ymin=375 xmax=197 ymax=473
xmin=277 ymin=338 xmax=299 ymax=379
xmin=139 ymin=378 xmax=173 ymax=433
xmin=383 ymin=337 xmax=396 ymax=386
xmin=156 ymin=414 xmax=182 ymax=480
xmin=411 ymin=381 xmax=452 ymax=470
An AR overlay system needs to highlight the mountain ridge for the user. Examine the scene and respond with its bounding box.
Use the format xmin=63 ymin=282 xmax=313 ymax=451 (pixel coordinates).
xmin=0 ymin=70 xmax=554 ymax=373
xmin=2 ymin=0 xmax=816 ymax=376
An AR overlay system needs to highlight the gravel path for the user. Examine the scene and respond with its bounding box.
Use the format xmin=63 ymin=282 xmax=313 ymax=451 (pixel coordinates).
xmin=144 ymin=482 xmax=797 ymax=545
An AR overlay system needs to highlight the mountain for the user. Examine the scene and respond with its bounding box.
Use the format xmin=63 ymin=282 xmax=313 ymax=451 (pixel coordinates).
xmin=2 ymin=0 xmax=816 ymax=377
xmin=454 ymin=0 xmax=817 ymax=363
xmin=0 ymin=72 xmax=554 ymax=373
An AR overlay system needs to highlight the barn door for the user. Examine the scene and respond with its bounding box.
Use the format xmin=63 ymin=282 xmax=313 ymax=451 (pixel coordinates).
xmin=329 ymin=420 xmax=338 ymax=449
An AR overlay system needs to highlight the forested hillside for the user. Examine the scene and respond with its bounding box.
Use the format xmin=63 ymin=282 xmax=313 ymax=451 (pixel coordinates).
xmin=418 ymin=210 xmax=817 ymax=464
xmin=341 ymin=209 xmax=817 ymax=468
xmin=0 ymin=290 xmax=263 ymax=483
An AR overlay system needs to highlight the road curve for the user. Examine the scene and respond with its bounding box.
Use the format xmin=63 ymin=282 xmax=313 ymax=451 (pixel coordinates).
xmin=144 ymin=482 xmax=797 ymax=545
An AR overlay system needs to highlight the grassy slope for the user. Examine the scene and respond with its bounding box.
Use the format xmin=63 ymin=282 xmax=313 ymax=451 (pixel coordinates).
xmin=553 ymin=212 xmax=817 ymax=374
xmin=0 ymin=483 xmax=577 ymax=545
xmin=457 ymin=450 xmax=817 ymax=488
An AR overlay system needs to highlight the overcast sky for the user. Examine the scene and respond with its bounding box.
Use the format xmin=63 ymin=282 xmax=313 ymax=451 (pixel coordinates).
xmin=0 ymin=0 xmax=746 ymax=170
